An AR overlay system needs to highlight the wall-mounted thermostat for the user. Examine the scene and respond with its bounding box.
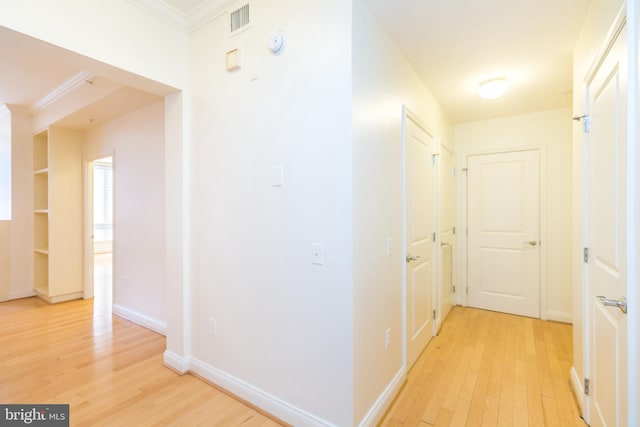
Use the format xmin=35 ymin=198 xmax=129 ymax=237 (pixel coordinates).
xmin=268 ymin=32 xmax=286 ymax=55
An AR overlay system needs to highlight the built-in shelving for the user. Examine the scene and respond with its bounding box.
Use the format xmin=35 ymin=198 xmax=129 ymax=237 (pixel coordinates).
xmin=32 ymin=127 xmax=83 ymax=304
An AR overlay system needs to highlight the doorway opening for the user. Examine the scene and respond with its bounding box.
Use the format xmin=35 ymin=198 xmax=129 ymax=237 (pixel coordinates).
xmin=85 ymin=154 xmax=114 ymax=314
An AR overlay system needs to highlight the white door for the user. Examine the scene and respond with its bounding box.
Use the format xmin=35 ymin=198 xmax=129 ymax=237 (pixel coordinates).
xmin=586 ymin=22 xmax=628 ymax=427
xmin=467 ymin=150 xmax=540 ymax=318
xmin=405 ymin=116 xmax=435 ymax=369
xmin=438 ymin=146 xmax=455 ymax=328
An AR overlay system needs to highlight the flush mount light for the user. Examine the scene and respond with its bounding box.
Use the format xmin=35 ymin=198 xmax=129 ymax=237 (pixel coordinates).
xmin=478 ymin=78 xmax=509 ymax=99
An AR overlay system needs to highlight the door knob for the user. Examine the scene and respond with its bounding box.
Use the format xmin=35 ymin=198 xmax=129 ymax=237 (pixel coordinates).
xmin=406 ymin=255 xmax=421 ymax=263
xmin=523 ymin=239 xmax=538 ymax=246
xmin=597 ymin=296 xmax=627 ymax=314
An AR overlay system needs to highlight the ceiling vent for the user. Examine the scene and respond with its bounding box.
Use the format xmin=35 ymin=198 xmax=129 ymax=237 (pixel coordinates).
xmin=230 ymin=3 xmax=250 ymax=34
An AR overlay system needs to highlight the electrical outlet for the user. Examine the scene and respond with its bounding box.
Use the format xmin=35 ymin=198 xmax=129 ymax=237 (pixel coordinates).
xmin=384 ymin=328 xmax=391 ymax=349
xmin=209 ymin=318 xmax=217 ymax=336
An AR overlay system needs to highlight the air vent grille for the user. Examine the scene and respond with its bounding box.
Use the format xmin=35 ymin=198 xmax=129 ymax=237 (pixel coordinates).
xmin=230 ymin=4 xmax=250 ymax=33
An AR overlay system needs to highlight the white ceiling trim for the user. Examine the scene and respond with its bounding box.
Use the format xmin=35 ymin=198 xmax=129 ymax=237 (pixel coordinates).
xmin=127 ymin=0 xmax=237 ymax=34
xmin=127 ymin=0 xmax=190 ymax=32
xmin=187 ymin=0 xmax=237 ymax=33
xmin=31 ymin=71 xmax=95 ymax=113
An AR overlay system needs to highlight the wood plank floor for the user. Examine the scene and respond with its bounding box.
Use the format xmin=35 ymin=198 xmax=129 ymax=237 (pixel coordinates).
xmin=0 ymin=296 xmax=283 ymax=426
xmin=381 ymin=306 xmax=585 ymax=427
xmin=1 ymin=286 xmax=584 ymax=427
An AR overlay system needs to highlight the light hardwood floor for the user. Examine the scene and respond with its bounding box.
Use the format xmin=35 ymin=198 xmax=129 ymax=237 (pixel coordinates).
xmin=381 ymin=307 xmax=585 ymax=427
xmin=0 ymin=295 xmax=283 ymax=426
xmin=1 ymin=283 xmax=583 ymax=427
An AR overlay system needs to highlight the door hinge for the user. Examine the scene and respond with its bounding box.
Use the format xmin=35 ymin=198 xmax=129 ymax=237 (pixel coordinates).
xmin=453 ymin=285 xmax=456 ymax=292
xmin=584 ymin=247 xmax=590 ymax=263
xmin=433 ymin=309 xmax=436 ymax=320
xmin=453 ymin=226 xmax=456 ymax=235
xmin=573 ymin=115 xmax=591 ymax=133
xmin=584 ymin=378 xmax=590 ymax=396
xmin=432 ymin=232 xmax=436 ymax=242
xmin=466 ymin=286 xmax=469 ymax=295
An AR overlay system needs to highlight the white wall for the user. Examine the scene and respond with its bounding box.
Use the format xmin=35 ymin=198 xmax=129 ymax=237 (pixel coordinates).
xmin=571 ymin=0 xmax=625 ymax=402
xmin=84 ymin=101 xmax=166 ymax=330
xmin=0 ymin=1 xmax=188 ymax=359
xmin=0 ymin=106 xmax=10 ymax=220
xmin=0 ymin=107 xmax=35 ymax=302
xmin=0 ymin=221 xmax=10 ymax=297
xmin=455 ymin=108 xmax=573 ymax=323
xmin=352 ymin=0 xmax=453 ymax=424
xmin=188 ymin=1 xmax=354 ymax=425
xmin=0 ymin=1 xmax=187 ymax=91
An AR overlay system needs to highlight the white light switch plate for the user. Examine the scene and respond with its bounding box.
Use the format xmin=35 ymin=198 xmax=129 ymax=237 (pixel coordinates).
xmin=312 ymin=243 xmax=324 ymax=265
xmin=272 ymin=166 xmax=283 ymax=187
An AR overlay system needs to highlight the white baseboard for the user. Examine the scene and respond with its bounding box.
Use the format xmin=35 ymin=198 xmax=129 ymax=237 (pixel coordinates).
xmin=357 ymin=366 xmax=406 ymax=427
xmin=189 ymin=357 xmax=338 ymax=427
xmin=570 ymin=366 xmax=585 ymax=414
xmin=545 ymin=310 xmax=573 ymax=324
xmin=7 ymin=288 xmax=36 ymax=301
xmin=113 ymin=303 xmax=167 ymax=335
xmin=163 ymin=350 xmax=189 ymax=374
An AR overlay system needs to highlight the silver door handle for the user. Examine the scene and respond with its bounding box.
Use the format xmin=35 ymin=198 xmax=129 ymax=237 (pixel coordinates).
xmin=523 ymin=240 xmax=538 ymax=246
xmin=440 ymin=242 xmax=451 ymax=247
xmin=597 ymin=296 xmax=627 ymax=314
xmin=406 ymin=255 xmax=421 ymax=263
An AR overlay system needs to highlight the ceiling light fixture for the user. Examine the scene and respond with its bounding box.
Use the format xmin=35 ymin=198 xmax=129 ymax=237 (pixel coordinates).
xmin=478 ymin=78 xmax=509 ymax=99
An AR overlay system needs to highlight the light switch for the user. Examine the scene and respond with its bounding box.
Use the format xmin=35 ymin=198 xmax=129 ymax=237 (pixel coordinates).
xmin=272 ymin=166 xmax=283 ymax=187
xmin=312 ymin=243 xmax=324 ymax=265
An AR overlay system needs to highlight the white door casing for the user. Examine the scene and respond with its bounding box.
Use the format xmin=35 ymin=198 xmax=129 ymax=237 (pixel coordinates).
xmin=439 ymin=146 xmax=455 ymax=328
xmin=404 ymin=113 xmax=436 ymax=370
xmin=586 ymin=20 xmax=628 ymax=427
xmin=467 ymin=150 xmax=540 ymax=318
xmin=83 ymin=152 xmax=115 ymax=301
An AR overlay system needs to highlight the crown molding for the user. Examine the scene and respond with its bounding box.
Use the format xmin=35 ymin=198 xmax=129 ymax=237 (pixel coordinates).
xmin=30 ymin=71 xmax=95 ymax=113
xmin=187 ymin=0 xmax=236 ymax=33
xmin=128 ymin=0 xmax=237 ymax=34
xmin=127 ymin=0 xmax=189 ymax=32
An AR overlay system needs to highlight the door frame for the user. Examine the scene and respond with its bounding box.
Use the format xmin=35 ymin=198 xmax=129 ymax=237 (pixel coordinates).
xmin=458 ymin=146 xmax=548 ymax=318
xmin=83 ymin=150 xmax=115 ymax=300
xmin=437 ymin=144 xmax=456 ymax=331
xmin=401 ymin=105 xmax=440 ymax=368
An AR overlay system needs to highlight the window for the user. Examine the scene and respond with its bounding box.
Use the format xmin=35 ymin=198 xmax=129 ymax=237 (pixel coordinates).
xmin=93 ymin=159 xmax=112 ymax=241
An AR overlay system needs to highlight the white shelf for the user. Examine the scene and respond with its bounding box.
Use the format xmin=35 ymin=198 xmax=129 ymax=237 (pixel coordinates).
xmin=32 ymin=126 xmax=83 ymax=304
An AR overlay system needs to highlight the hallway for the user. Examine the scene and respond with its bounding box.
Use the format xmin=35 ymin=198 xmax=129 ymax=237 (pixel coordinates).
xmin=382 ymin=307 xmax=584 ymax=426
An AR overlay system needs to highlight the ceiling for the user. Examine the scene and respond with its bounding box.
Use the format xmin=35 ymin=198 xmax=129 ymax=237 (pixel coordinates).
xmin=1 ymin=0 xmax=590 ymax=127
xmin=0 ymin=27 xmax=165 ymax=131
xmin=363 ymin=0 xmax=590 ymax=123
xmin=143 ymin=0 xmax=593 ymax=123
